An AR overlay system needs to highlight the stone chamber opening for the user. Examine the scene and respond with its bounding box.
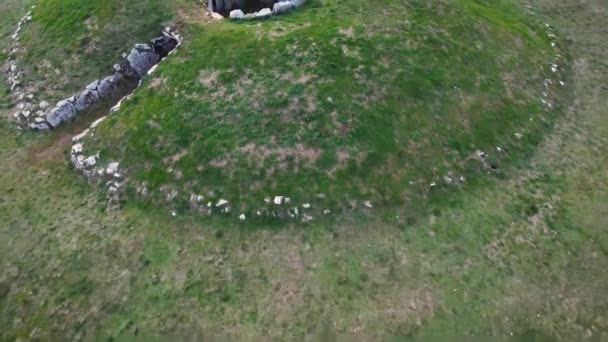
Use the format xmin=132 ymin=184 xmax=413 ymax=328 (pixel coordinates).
xmin=208 ymin=0 xmax=279 ymax=16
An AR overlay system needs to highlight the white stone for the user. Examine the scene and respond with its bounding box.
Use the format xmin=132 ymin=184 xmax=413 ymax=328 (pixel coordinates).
xmin=254 ymin=8 xmax=273 ymax=18
xmin=273 ymin=1 xmax=295 ymax=14
xmin=230 ymin=9 xmax=245 ymax=19
xmin=274 ymin=196 xmax=284 ymax=205
xmin=239 ymin=214 xmax=246 ymax=221
xmin=364 ymin=200 xmax=373 ymax=208
xmin=106 ymin=162 xmax=120 ymax=174
xmin=90 ymin=116 xmax=106 ymax=129
xmin=302 ymin=213 xmax=313 ymax=222
xmin=71 ymin=143 xmax=83 ymax=154
xmin=72 ymin=129 xmax=90 ymax=142
xmin=34 ymin=117 xmax=45 ymax=124
xmin=83 ymin=156 xmax=97 ymax=168
xmin=216 ymin=199 xmax=229 ymax=207
xmin=302 ymin=203 xmax=311 ymax=209
xmin=210 ymin=12 xmax=224 ymax=20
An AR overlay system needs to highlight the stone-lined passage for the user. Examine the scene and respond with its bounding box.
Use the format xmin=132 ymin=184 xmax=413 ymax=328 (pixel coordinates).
xmin=29 ymin=31 xmax=179 ymax=130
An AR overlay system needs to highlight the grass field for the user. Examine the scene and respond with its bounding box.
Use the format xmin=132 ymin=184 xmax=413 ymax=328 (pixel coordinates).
xmin=1 ymin=0 xmax=608 ymax=340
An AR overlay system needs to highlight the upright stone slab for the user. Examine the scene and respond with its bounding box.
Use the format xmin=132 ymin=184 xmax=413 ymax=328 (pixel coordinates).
xmin=46 ymin=100 xmax=77 ymax=128
xmin=126 ymin=44 xmax=161 ymax=78
xmin=73 ymin=88 xmax=101 ymax=111
xmin=151 ymin=34 xmax=179 ymax=57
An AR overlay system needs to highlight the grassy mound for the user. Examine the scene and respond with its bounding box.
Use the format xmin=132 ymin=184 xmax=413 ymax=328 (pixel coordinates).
xmin=81 ymin=0 xmax=556 ymax=217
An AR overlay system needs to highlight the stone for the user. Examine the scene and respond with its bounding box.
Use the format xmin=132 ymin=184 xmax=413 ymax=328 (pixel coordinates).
xmin=274 ymin=196 xmax=284 ymax=205
xmin=73 ymin=88 xmax=101 ymax=111
xmin=292 ymin=0 xmax=305 ymax=7
xmin=302 ymin=203 xmax=311 ymax=209
xmin=254 ymin=8 xmax=273 ymax=18
xmin=211 ymin=12 xmax=224 ymax=20
xmin=83 ymin=156 xmax=97 ymax=168
xmin=239 ymin=213 xmax=246 ymax=221
xmin=36 ymin=110 xmax=44 ymax=117
xmin=46 ymin=100 xmax=77 ymax=128
xmin=90 ymin=116 xmax=106 ymax=129
xmin=150 ymin=34 xmax=178 ymax=57
xmin=29 ymin=122 xmax=50 ymax=131
xmin=71 ymin=144 xmax=83 ymax=154
xmin=273 ymin=1 xmax=294 ymax=14
xmin=364 ymin=200 xmax=373 ymax=208
xmin=21 ymin=110 xmax=31 ymax=118
xmin=106 ymin=162 xmax=120 ymax=174
xmin=39 ymin=101 xmax=49 ymax=110
xmin=34 ymin=117 xmax=45 ymax=124
xmin=216 ymin=199 xmax=229 ymax=207
xmin=126 ymin=44 xmax=161 ymax=78
xmin=97 ymin=74 xmax=125 ymax=99
xmin=72 ymin=129 xmax=90 ymax=142
xmin=230 ymin=9 xmax=245 ymax=19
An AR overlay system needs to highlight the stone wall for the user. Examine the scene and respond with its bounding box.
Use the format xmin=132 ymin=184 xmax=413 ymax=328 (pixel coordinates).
xmin=29 ymin=32 xmax=179 ymax=130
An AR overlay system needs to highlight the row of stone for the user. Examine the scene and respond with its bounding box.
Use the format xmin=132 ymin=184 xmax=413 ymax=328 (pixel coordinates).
xmin=68 ymin=30 xmax=181 ymax=208
xmin=228 ymin=0 xmax=305 ymax=20
xmin=30 ymin=31 xmax=179 ymax=131
xmin=3 ymin=7 xmax=53 ymax=129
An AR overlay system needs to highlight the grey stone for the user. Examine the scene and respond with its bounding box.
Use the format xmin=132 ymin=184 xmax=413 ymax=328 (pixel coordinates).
xmin=273 ymin=1 xmax=294 ymax=14
xmin=46 ymin=100 xmax=77 ymax=128
xmin=39 ymin=101 xmax=49 ymax=110
xmin=73 ymin=88 xmax=101 ymax=111
xmin=29 ymin=122 xmax=50 ymax=131
xmin=230 ymin=9 xmax=245 ymax=19
xmin=150 ymin=34 xmax=178 ymax=57
xmin=97 ymin=74 xmax=124 ymax=99
xmin=126 ymin=44 xmax=161 ymax=78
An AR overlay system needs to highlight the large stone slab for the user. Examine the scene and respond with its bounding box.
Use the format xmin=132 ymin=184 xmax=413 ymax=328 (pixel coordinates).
xmin=273 ymin=1 xmax=295 ymax=14
xmin=73 ymin=88 xmax=101 ymax=111
xmin=46 ymin=100 xmax=77 ymax=128
xmin=126 ymin=44 xmax=161 ymax=78
xmin=151 ymin=34 xmax=178 ymax=57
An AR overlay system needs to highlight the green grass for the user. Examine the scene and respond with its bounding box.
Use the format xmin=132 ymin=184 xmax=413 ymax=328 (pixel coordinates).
xmin=15 ymin=0 xmax=191 ymax=103
xmin=1 ymin=0 xmax=608 ymax=340
xmin=81 ymin=0 xmax=561 ymax=220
